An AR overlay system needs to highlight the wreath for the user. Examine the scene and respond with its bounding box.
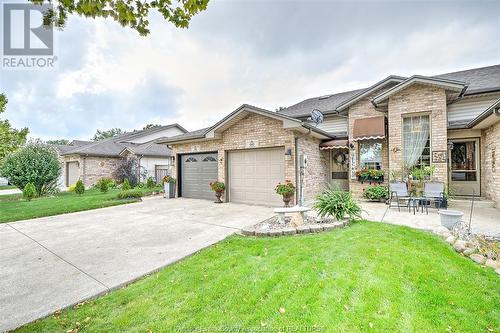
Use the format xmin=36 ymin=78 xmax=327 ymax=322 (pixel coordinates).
xmin=333 ymin=152 xmax=347 ymax=165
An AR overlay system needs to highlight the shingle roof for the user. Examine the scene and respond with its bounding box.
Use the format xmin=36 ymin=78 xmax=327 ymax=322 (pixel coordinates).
xmin=279 ymin=64 xmax=500 ymax=119
xmin=433 ymin=64 xmax=500 ymax=95
xmin=157 ymin=127 xmax=212 ymax=143
xmin=60 ymin=124 xmax=184 ymax=157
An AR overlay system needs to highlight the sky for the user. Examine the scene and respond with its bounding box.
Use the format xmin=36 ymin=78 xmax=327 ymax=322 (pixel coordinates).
xmin=1 ymin=0 xmax=500 ymax=141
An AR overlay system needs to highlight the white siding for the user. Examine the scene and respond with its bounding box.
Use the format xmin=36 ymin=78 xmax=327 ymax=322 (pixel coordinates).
xmin=139 ymin=156 xmax=173 ymax=181
xmin=128 ymin=127 xmax=185 ymax=144
xmin=448 ymin=93 xmax=500 ymax=125
xmin=316 ymin=116 xmax=348 ymax=134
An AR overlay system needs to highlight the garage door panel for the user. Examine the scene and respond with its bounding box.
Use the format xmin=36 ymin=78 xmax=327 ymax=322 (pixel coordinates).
xmin=181 ymin=153 xmax=218 ymax=200
xmin=228 ymin=148 xmax=285 ymax=206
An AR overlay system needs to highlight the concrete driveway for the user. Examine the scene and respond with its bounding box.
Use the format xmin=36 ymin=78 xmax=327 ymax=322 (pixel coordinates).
xmin=0 ymin=197 xmax=273 ymax=331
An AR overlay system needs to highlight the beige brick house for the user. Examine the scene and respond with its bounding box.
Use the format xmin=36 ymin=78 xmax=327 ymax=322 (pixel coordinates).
xmin=160 ymin=64 xmax=500 ymax=207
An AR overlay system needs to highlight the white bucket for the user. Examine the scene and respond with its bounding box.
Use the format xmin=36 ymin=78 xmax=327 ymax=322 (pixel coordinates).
xmin=439 ymin=210 xmax=464 ymax=230
xmin=163 ymin=182 xmax=170 ymax=199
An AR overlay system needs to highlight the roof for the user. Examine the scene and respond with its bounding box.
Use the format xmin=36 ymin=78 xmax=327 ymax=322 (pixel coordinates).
xmin=159 ymin=104 xmax=334 ymax=144
xmin=278 ymin=64 xmax=500 ymax=119
xmin=60 ymin=124 xmax=185 ymax=157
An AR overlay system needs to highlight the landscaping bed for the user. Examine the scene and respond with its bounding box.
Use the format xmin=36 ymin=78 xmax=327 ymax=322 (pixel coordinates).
xmin=15 ymin=221 xmax=499 ymax=333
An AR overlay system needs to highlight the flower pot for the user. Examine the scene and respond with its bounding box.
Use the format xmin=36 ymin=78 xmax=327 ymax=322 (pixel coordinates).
xmin=439 ymin=210 xmax=464 ymax=230
xmin=163 ymin=182 xmax=171 ymax=199
xmin=282 ymin=193 xmax=293 ymax=207
xmin=214 ymin=191 xmax=223 ymax=204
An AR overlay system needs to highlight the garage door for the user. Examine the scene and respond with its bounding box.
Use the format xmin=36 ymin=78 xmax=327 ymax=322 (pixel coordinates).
xmin=228 ymin=148 xmax=285 ymax=206
xmin=181 ymin=153 xmax=218 ymax=200
xmin=66 ymin=162 xmax=79 ymax=186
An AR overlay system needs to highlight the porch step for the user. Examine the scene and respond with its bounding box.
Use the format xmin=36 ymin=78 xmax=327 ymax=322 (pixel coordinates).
xmin=449 ymin=197 xmax=496 ymax=208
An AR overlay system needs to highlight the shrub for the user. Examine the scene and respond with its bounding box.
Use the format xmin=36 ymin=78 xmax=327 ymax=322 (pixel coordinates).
xmin=122 ymin=179 xmax=131 ymax=191
xmin=162 ymin=175 xmax=176 ymax=184
xmin=0 ymin=141 xmax=61 ymax=196
xmin=96 ymin=177 xmax=113 ymax=193
xmin=116 ymin=189 xmax=143 ymax=199
xmin=68 ymin=184 xmax=76 ymax=192
xmin=275 ymin=180 xmax=295 ymax=196
xmin=146 ymin=176 xmax=155 ymax=189
xmin=113 ymin=158 xmax=143 ymax=187
xmin=136 ymin=182 xmax=145 ymax=189
xmin=363 ymin=185 xmax=388 ymax=201
xmin=74 ymin=180 xmax=85 ymax=195
xmin=314 ymin=186 xmax=362 ymax=221
xmin=23 ymin=182 xmax=36 ymax=201
xmin=209 ymin=181 xmax=225 ymax=193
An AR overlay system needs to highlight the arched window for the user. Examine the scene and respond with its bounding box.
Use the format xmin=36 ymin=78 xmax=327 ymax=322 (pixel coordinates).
xmin=202 ymin=156 xmax=216 ymax=162
xmin=185 ymin=157 xmax=197 ymax=162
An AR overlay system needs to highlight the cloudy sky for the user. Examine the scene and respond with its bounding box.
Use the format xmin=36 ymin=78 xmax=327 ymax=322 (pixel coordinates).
xmin=1 ymin=0 xmax=500 ymax=141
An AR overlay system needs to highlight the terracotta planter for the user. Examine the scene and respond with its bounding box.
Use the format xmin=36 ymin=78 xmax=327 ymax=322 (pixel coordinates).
xmin=214 ymin=191 xmax=223 ymax=204
xmin=282 ymin=193 xmax=293 ymax=207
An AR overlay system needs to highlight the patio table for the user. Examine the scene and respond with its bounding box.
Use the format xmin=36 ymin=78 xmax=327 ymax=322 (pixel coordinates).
xmin=407 ymin=197 xmax=429 ymax=215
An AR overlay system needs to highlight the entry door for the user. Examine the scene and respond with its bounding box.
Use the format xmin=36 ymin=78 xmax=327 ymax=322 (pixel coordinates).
xmin=330 ymin=149 xmax=349 ymax=191
xmin=449 ymin=139 xmax=480 ymax=196
xmin=180 ymin=153 xmax=218 ymax=200
xmin=228 ymin=148 xmax=284 ymax=206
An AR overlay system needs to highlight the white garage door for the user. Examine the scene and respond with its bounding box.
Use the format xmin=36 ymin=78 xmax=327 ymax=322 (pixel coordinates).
xmin=228 ymin=148 xmax=285 ymax=206
xmin=66 ymin=162 xmax=79 ymax=186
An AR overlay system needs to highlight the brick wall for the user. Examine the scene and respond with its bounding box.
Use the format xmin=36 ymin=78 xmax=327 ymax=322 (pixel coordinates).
xmin=347 ymin=91 xmax=390 ymax=197
xmin=170 ymin=113 xmax=296 ymax=202
xmin=388 ymin=84 xmax=448 ymax=186
xmin=62 ymin=155 xmax=122 ymax=187
xmin=296 ymin=134 xmax=330 ymax=204
xmin=482 ymin=121 xmax=500 ymax=207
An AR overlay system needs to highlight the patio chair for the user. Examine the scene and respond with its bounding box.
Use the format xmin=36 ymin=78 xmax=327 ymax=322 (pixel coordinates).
xmin=389 ymin=182 xmax=410 ymax=212
xmin=423 ymin=182 xmax=445 ymax=211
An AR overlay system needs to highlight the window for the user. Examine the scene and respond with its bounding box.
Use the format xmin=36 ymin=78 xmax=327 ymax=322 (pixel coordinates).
xmin=403 ymin=115 xmax=430 ymax=168
xmin=359 ymin=140 xmax=382 ymax=169
xmin=202 ymin=156 xmax=216 ymax=162
xmin=185 ymin=157 xmax=197 ymax=162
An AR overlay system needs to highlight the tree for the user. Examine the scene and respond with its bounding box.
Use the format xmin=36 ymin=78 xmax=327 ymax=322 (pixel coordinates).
xmin=92 ymin=128 xmax=125 ymax=141
xmin=114 ymin=158 xmax=142 ymax=187
xmin=143 ymin=124 xmax=162 ymax=130
xmin=31 ymin=0 xmax=209 ymax=36
xmin=46 ymin=139 xmax=70 ymax=145
xmin=275 ymin=106 xmax=287 ymax=112
xmin=0 ymin=141 xmax=61 ymax=195
xmin=0 ymin=94 xmax=29 ymax=163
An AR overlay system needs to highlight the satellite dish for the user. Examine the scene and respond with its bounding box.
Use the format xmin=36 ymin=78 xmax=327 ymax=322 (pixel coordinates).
xmin=310 ymin=109 xmax=324 ymax=126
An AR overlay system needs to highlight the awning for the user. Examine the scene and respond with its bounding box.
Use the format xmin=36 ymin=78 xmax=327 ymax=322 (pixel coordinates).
xmin=352 ymin=116 xmax=386 ymax=141
xmin=320 ymin=139 xmax=349 ymax=150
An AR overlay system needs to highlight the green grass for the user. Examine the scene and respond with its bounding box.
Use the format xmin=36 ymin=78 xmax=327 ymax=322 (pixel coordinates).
xmin=0 ymin=187 xmax=162 ymax=223
xmin=0 ymin=185 xmax=17 ymax=190
xmin=17 ymin=222 xmax=499 ymax=333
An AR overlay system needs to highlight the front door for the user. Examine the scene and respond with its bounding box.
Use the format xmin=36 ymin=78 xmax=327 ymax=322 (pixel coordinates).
xmin=330 ymin=149 xmax=349 ymax=191
xmin=449 ymin=138 xmax=480 ymax=196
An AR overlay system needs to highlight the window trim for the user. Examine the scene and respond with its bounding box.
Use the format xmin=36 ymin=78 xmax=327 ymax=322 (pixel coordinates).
xmin=401 ymin=112 xmax=432 ymax=168
xmin=358 ymin=140 xmax=383 ymax=170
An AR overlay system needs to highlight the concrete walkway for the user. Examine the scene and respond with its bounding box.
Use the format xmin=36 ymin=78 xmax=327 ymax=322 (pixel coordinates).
xmin=360 ymin=200 xmax=500 ymax=237
xmin=0 ymin=197 xmax=274 ymax=331
xmin=0 ymin=188 xmax=21 ymax=196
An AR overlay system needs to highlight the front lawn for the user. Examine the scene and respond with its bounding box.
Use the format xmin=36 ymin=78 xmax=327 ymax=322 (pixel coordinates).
xmin=17 ymin=222 xmax=499 ymax=333
xmin=0 ymin=187 xmax=162 ymax=223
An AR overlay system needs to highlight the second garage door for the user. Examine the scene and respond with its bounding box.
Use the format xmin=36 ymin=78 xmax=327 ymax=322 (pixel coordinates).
xmin=228 ymin=148 xmax=285 ymax=206
xmin=181 ymin=153 xmax=218 ymax=200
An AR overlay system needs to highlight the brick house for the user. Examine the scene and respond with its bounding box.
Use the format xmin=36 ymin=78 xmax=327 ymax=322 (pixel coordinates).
xmin=54 ymin=124 xmax=186 ymax=187
xmin=159 ymin=64 xmax=500 ymax=207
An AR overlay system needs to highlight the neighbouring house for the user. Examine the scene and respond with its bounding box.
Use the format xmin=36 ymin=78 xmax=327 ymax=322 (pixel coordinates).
xmin=159 ymin=64 xmax=500 ymax=207
xmin=53 ymin=124 xmax=187 ymax=187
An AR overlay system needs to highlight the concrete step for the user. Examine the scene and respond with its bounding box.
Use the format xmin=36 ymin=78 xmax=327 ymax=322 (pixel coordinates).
xmin=449 ymin=197 xmax=496 ymax=208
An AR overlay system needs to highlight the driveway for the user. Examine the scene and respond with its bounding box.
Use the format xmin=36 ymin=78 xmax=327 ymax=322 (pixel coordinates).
xmin=0 ymin=197 xmax=274 ymax=331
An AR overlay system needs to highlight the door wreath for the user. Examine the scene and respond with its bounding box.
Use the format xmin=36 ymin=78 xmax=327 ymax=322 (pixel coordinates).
xmin=333 ymin=151 xmax=347 ymax=165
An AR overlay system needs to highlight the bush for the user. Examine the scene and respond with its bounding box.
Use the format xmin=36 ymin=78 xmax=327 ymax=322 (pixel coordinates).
xmin=23 ymin=182 xmax=36 ymax=201
xmin=113 ymin=158 xmax=143 ymax=187
xmin=75 ymin=180 xmax=85 ymax=195
xmin=116 ymin=189 xmax=143 ymax=199
xmin=96 ymin=177 xmax=113 ymax=193
xmin=363 ymin=185 xmax=388 ymax=201
xmin=209 ymin=181 xmax=225 ymax=193
xmin=0 ymin=141 xmax=61 ymax=196
xmin=162 ymin=175 xmax=176 ymax=184
xmin=122 ymin=179 xmax=131 ymax=191
xmin=68 ymin=184 xmax=76 ymax=192
xmin=314 ymin=186 xmax=362 ymax=221
xmin=275 ymin=180 xmax=295 ymax=196
xmin=146 ymin=176 xmax=155 ymax=189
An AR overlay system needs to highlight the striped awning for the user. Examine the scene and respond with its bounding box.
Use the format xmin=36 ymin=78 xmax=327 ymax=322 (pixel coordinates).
xmin=352 ymin=116 xmax=386 ymax=141
xmin=320 ymin=139 xmax=349 ymax=150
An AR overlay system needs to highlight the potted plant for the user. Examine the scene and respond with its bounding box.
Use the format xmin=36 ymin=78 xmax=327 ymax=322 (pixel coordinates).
xmin=162 ymin=175 xmax=176 ymax=199
xmin=209 ymin=181 xmax=225 ymax=203
xmin=356 ymin=168 xmax=384 ymax=184
xmin=362 ymin=185 xmax=388 ymax=202
xmin=275 ymin=180 xmax=295 ymax=207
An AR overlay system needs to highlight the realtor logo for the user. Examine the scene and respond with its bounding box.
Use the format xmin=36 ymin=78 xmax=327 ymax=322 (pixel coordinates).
xmin=2 ymin=2 xmax=57 ymax=69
